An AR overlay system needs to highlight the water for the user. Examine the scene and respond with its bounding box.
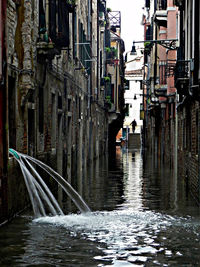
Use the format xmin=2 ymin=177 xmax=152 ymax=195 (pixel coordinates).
xmin=8 ymin=149 xmax=90 ymax=216
xmin=1 ymin=147 xmax=200 ymax=266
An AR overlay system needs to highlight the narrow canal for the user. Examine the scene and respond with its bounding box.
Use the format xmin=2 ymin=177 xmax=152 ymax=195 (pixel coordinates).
xmin=0 ymin=147 xmax=200 ymax=266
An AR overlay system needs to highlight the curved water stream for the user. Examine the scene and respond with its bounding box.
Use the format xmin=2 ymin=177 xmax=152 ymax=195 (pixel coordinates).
xmin=9 ymin=148 xmax=90 ymax=215
xmin=1 ymin=148 xmax=200 ymax=266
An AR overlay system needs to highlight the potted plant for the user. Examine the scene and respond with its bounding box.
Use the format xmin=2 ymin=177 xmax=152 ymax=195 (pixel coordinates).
xmin=111 ymin=47 xmax=117 ymax=58
xmin=144 ymin=41 xmax=152 ymax=54
xmin=100 ymin=76 xmax=111 ymax=86
xmin=105 ymin=47 xmax=111 ymax=53
xmin=106 ymin=47 xmax=117 ymax=60
xmin=104 ymin=76 xmax=111 ymax=83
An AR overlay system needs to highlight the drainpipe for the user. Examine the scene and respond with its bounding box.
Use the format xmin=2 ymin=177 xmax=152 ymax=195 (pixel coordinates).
xmin=198 ymin=109 xmax=200 ymax=204
xmin=0 ymin=3 xmax=2 ymax=80
xmin=173 ymin=92 xmax=178 ymax=210
xmin=97 ymin=1 xmax=100 ymax=100
xmin=45 ymin=0 xmax=49 ymax=34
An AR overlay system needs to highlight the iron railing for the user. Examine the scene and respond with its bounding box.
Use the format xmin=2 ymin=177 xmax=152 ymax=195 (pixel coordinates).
xmin=165 ymin=61 xmax=176 ymax=77
xmin=174 ymin=60 xmax=190 ymax=80
xmin=159 ymin=60 xmax=176 ymax=84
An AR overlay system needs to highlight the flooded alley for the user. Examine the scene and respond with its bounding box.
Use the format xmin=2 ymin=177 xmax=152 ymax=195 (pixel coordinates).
xmin=0 ymin=147 xmax=200 ymax=266
xmin=1 ymin=0 xmax=200 ymax=266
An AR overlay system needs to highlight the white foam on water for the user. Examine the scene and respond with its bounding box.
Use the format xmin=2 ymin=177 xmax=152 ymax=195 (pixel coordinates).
xmin=33 ymin=209 xmax=179 ymax=250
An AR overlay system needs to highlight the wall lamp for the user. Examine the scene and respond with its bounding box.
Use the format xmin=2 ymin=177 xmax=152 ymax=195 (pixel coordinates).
xmin=133 ymin=39 xmax=178 ymax=50
xmin=124 ymin=42 xmax=138 ymax=62
xmin=130 ymin=42 xmax=137 ymax=55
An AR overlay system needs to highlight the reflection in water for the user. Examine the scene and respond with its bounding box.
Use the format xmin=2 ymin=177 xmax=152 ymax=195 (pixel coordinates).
xmin=0 ymin=147 xmax=200 ymax=266
xmin=118 ymin=149 xmax=143 ymax=211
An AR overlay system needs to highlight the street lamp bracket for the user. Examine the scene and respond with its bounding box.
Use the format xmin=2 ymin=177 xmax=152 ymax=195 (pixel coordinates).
xmin=134 ymin=39 xmax=178 ymax=50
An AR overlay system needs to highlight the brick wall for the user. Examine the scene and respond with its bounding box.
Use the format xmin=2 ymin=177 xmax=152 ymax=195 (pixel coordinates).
xmin=177 ymin=101 xmax=200 ymax=204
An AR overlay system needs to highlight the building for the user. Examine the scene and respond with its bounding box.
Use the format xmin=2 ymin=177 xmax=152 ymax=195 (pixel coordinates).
xmin=0 ymin=0 xmax=8 ymax=223
xmin=124 ymin=48 xmax=143 ymax=139
xmin=105 ymin=11 xmax=125 ymax=154
xmin=0 ymin=0 xmax=125 ymax=224
xmin=175 ymin=0 xmax=200 ymax=203
xmin=143 ymin=0 xmax=200 ymax=203
xmin=143 ymin=0 xmax=178 ymax=165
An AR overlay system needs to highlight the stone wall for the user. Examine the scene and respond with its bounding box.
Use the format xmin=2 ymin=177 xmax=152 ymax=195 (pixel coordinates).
xmin=2 ymin=0 xmax=110 ymax=222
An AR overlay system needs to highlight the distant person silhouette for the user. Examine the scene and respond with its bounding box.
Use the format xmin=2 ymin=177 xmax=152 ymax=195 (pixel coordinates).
xmin=131 ymin=119 xmax=137 ymax=133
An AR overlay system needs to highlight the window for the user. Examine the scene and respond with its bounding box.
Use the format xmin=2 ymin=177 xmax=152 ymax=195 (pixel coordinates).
xmin=145 ymin=0 xmax=150 ymax=8
xmin=39 ymin=86 xmax=44 ymax=134
xmin=111 ymin=84 xmax=114 ymax=102
xmin=49 ymin=0 xmax=69 ymax=47
xmin=125 ymin=79 xmax=130 ymax=90
xmin=159 ymin=0 xmax=167 ymax=10
xmin=58 ymin=94 xmax=62 ymax=110
xmin=68 ymin=98 xmax=71 ymax=112
xmin=78 ymin=20 xmax=91 ymax=73
xmin=51 ymin=93 xmax=56 ymax=148
xmin=79 ymin=97 xmax=81 ymax=120
xmin=8 ymin=76 xmax=16 ymax=149
xmin=196 ymin=110 xmax=198 ymax=155
xmin=73 ymin=12 xmax=77 ymax=59
xmin=28 ymin=108 xmax=35 ymax=155
xmin=39 ymin=0 xmax=46 ymax=34
xmin=186 ymin=110 xmax=191 ymax=151
xmin=125 ymin=104 xmax=129 ymax=116
xmin=159 ymin=62 xmax=167 ymax=84
xmin=100 ymin=50 xmax=103 ymax=78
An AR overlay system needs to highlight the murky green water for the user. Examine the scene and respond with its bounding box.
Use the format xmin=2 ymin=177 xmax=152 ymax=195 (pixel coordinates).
xmin=0 ymin=148 xmax=200 ymax=266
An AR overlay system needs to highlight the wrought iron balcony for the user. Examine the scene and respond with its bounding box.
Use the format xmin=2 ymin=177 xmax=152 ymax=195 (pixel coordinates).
xmin=37 ymin=41 xmax=60 ymax=61
xmin=154 ymin=84 xmax=167 ymax=97
xmin=158 ymin=60 xmax=176 ymax=84
xmin=174 ymin=60 xmax=190 ymax=95
xmin=159 ymin=61 xmax=167 ymax=85
xmin=165 ymin=60 xmax=176 ymax=77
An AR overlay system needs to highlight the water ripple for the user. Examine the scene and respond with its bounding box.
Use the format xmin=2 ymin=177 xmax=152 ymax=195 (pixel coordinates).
xmin=34 ymin=209 xmax=200 ymax=265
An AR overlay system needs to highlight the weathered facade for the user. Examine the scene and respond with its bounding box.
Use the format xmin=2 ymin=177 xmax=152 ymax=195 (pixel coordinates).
xmin=124 ymin=49 xmax=144 ymax=136
xmin=143 ymin=0 xmax=200 ymax=203
xmin=143 ymin=0 xmax=177 ymax=166
xmin=0 ymin=0 xmax=8 ymax=223
xmin=106 ymin=11 xmax=125 ymax=154
xmin=175 ymin=0 xmax=200 ymax=203
xmin=0 ymin=0 xmax=125 ymax=224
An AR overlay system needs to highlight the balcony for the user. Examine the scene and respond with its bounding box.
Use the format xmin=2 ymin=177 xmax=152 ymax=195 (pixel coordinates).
xmin=37 ymin=40 xmax=60 ymax=61
xmin=165 ymin=60 xmax=176 ymax=77
xmin=174 ymin=60 xmax=190 ymax=95
xmin=106 ymin=47 xmax=118 ymax=65
xmin=145 ymin=0 xmax=150 ymax=8
xmin=159 ymin=61 xmax=167 ymax=85
xmin=38 ymin=0 xmax=70 ymax=60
